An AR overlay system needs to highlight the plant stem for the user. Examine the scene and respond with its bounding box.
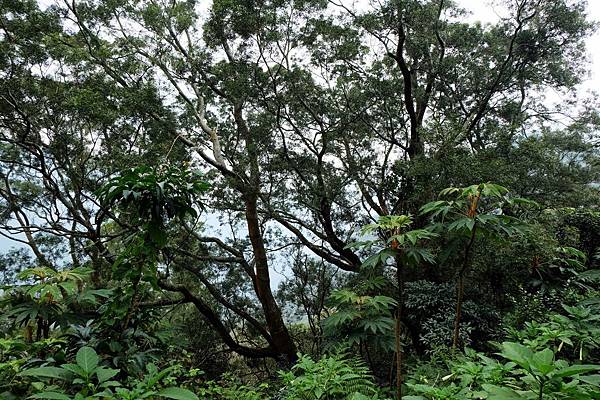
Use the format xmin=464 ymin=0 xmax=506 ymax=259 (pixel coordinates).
xmin=395 ymin=257 xmax=404 ymax=399
xmin=452 ymin=224 xmax=477 ymax=349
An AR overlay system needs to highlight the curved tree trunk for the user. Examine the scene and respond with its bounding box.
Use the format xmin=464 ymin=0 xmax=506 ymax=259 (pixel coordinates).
xmin=236 ymin=102 xmax=297 ymax=364
xmin=244 ymin=194 xmax=298 ymax=363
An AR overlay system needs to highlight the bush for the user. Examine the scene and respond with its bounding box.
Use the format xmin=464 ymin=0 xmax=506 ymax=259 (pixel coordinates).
xmin=279 ymin=353 xmax=388 ymax=400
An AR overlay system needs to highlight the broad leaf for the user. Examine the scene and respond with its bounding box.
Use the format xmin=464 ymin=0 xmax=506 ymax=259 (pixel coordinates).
xmin=19 ymin=367 xmax=70 ymax=380
xmin=499 ymin=342 xmax=533 ymax=370
xmin=554 ymin=364 xmax=600 ymax=378
xmin=482 ymin=384 xmax=524 ymax=399
xmin=531 ymin=348 xmax=555 ymax=374
xmin=158 ymin=387 xmax=199 ymax=400
xmin=76 ymin=346 xmax=99 ymax=374
xmin=579 ymin=374 xmax=600 ymax=386
xmin=28 ymin=392 xmax=72 ymax=400
xmin=96 ymin=367 xmax=120 ymax=383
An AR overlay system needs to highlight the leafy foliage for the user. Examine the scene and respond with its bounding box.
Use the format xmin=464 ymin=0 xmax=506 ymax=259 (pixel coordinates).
xmin=0 ymin=0 xmax=599 ymax=399
xmin=279 ymin=353 xmax=385 ymax=400
xmin=508 ymin=302 xmax=600 ymax=361
xmin=97 ymin=165 xmax=209 ymax=249
xmin=1 ymin=267 xmax=110 ymax=341
xmin=19 ymin=346 xmax=198 ymax=400
xmin=323 ymin=288 xmax=398 ymax=351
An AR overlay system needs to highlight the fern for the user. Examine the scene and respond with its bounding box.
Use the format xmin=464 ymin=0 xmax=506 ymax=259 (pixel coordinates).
xmin=280 ymin=353 xmax=384 ymax=399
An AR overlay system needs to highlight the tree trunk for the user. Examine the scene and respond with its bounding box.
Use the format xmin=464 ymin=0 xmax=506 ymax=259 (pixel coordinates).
xmin=35 ymin=317 xmax=43 ymax=341
xmin=43 ymin=320 xmax=50 ymax=339
xmin=452 ymin=225 xmax=477 ymax=349
xmin=452 ymin=273 xmax=465 ymax=348
xmin=232 ymin=102 xmax=298 ymax=363
xmin=244 ymin=194 xmax=298 ymax=363
xmin=395 ymin=258 xmax=404 ymax=399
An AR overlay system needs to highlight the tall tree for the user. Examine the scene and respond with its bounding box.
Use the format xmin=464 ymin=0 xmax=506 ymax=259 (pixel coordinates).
xmin=1 ymin=0 xmax=598 ymax=363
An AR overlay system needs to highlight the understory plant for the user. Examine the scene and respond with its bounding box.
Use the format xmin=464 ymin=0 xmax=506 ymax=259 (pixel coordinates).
xmin=507 ymin=302 xmax=600 ymax=362
xmin=405 ymin=340 xmax=600 ymax=399
xmin=18 ymin=346 xmax=198 ymax=400
xmin=279 ymin=353 xmax=388 ymax=400
xmin=346 ymin=214 xmax=437 ymax=398
xmin=420 ymin=183 xmax=531 ymax=349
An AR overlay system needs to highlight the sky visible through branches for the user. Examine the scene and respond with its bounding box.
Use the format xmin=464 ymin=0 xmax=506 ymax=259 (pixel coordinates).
xmin=2 ymin=0 xmax=599 ymax=272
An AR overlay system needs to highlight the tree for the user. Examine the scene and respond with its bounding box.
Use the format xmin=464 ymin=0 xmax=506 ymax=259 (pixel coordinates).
xmin=1 ymin=0 xmax=598 ymax=364
xmin=420 ymin=183 xmax=531 ymax=348
xmin=349 ymin=215 xmax=436 ymax=397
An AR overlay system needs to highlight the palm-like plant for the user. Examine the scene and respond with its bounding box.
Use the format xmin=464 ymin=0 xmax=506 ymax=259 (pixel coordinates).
xmin=420 ymin=183 xmax=532 ymax=349
xmin=348 ymin=214 xmax=437 ymax=398
xmin=323 ymin=286 xmax=398 ymax=353
xmin=1 ymin=267 xmax=110 ymax=341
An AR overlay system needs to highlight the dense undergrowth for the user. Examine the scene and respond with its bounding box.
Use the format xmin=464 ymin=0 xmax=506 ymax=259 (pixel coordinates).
xmin=2 ymin=299 xmax=600 ymax=399
xmin=2 ymin=182 xmax=600 ymax=399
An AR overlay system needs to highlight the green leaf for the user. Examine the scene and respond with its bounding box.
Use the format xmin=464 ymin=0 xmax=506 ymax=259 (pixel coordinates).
xmin=158 ymin=387 xmax=199 ymax=400
xmin=315 ymin=387 xmax=323 ymax=398
xmin=322 ymin=310 xmax=359 ymax=328
xmin=482 ymin=384 xmax=524 ymax=399
xmin=19 ymin=367 xmax=70 ymax=380
xmin=577 ymin=269 xmax=600 ymax=282
xmin=93 ymin=389 xmax=116 ymax=397
xmin=439 ymin=187 xmax=460 ymax=197
xmin=480 ymin=183 xmax=508 ymax=198
xmin=361 ymin=249 xmax=395 ymax=268
xmin=447 ymin=217 xmax=475 ymax=232
xmin=351 ymin=394 xmax=379 ymax=400
xmin=579 ymin=374 xmax=600 ymax=386
xmin=531 ymin=348 xmax=555 ymax=374
xmin=419 ymin=200 xmax=448 ymax=215
xmin=60 ymin=364 xmax=85 ymax=377
xmin=28 ymin=392 xmax=72 ymax=400
xmin=499 ymin=342 xmax=533 ymax=370
xmin=96 ymin=367 xmax=119 ymax=383
xmin=148 ymin=224 xmax=168 ymax=247
xmin=554 ymin=364 xmax=600 ymax=378
xmin=76 ymin=346 xmax=99 ymax=374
